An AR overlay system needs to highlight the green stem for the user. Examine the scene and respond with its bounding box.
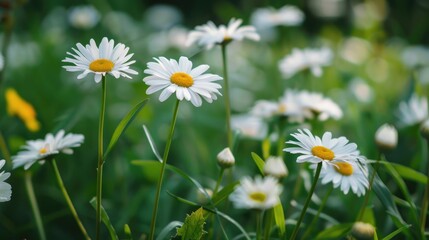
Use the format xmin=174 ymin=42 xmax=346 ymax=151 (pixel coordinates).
xmin=50 ymin=159 xmax=91 ymax=240
xmin=149 ymin=99 xmax=180 ymax=240
xmin=301 ymin=186 xmax=333 ymax=239
xmin=420 ymin=140 xmax=429 ymax=233
xmin=357 ymin=152 xmax=381 ymax=221
xmin=0 ymin=131 xmax=11 ymax=163
xmin=221 ymin=44 xmax=232 ymax=149
xmin=256 ymin=210 xmax=262 ymax=240
xmin=290 ymin=162 xmax=322 ymax=240
xmin=213 ymin=168 xmax=225 ymax=196
xmin=263 ymin=209 xmax=273 ymax=240
xmin=24 ymin=172 xmax=46 ymax=240
xmin=96 ymin=75 xmax=107 ymax=240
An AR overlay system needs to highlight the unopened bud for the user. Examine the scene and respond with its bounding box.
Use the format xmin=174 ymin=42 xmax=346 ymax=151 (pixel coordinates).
xmin=375 ymin=124 xmax=397 ymax=150
xmin=350 ymin=222 xmax=375 ymax=240
xmin=263 ymin=156 xmax=288 ymax=178
xmin=217 ymin=147 xmax=235 ymax=169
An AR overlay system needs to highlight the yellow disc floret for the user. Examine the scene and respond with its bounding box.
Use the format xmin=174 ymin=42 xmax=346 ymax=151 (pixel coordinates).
xmin=311 ymin=146 xmax=335 ymax=160
xmin=39 ymin=147 xmax=48 ymax=154
xmin=170 ymin=72 xmax=194 ymax=88
xmin=89 ymin=59 xmax=114 ymax=72
xmin=334 ymin=162 xmax=354 ymax=176
xmin=249 ymin=192 xmax=267 ymax=203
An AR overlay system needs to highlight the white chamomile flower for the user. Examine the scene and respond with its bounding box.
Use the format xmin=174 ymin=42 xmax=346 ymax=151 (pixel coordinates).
xmin=314 ymin=160 xmax=369 ymax=196
xmin=251 ymin=5 xmax=304 ymax=29
xmin=143 ymin=56 xmax=222 ymax=107
xmin=229 ymin=176 xmax=282 ymax=210
xmin=250 ymin=100 xmax=279 ymax=118
xmin=68 ymin=5 xmax=100 ymax=30
xmin=298 ymin=91 xmax=343 ymax=121
xmin=12 ymin=130 xmax=84 ymax=170
xmin=187 ymin=18 xmax=260 ymax=49
xmin=397 ymin=94 xmax=428 ymax=127
xmin=278 ymin=47 xmax=332 ymax=78
xmin=0 ymin=160 xmax=12 ymax=202
xmin=284 ymin=129 xmax=362 ymax=168
xmin=63 ymin=37 xmax=138 ymax=83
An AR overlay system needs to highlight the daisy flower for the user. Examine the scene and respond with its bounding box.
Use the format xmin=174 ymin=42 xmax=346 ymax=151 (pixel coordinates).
xmin=12 ymin=130 xmax=84 ymax=170
xmin=63 ymin=37 xmax=138 ymax=83
xmin=187 ymin=18 xmax=260 ymax=49
xmin=231 ymin=114 xmax=268 ymax=140
xmin=143 ymin=56 xmax=222 ymax=107
xmin=278 ymin=47 xmax=332 ymax=78
xmin=298 ymin=91 xmax=343 ymax=121
xmin=284 ymin=129 xmax=362 ymax=168
xmin=263 ymin=156 xmax=288 ymax=178
xmin=0 ymin=159 xmax=12 ymax=202
xmin=68 ymin=5 xmax=100 ymax=30
xmin=314 ymin=160 xmax=369 ymax=196
xmin=229 ymin=176 xmax=282 ymax=210
xmin=397 ymin=94 xmax=428 ymax=127
xmin=251 ymin=5 xmax=304 ymax=29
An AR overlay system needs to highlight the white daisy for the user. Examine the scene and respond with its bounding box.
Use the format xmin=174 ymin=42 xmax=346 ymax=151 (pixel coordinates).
xmin=63 ymin=37 xmax=138 ymax=83
xmin=231 ymin=114 xmax=268 ymax=140
xmin=187 ymin=18 xmax=260 ymax=49
xmin=143 ymin=56 xmax=222 ymax=107
xmin=263 ymin=156 xmax=288 ymax=178
xmin=0 ymin=160 xmax=11 ymax=202
xmin=314 ymin=160 xmax=369 ymax=196
xmin=298 ymin=91 xmax=343 ymax=121
xmin=12 ymin=130 xmax=84 ymax=170
xmin=375 ymin=124 xmax=398 ymax=150
xmin=278 ymin=47 xmax=332 ymax=78
xmin=229 ymin=176 xmax=282 ymax=210
xmin=250 ymin=100 xmax=279 ymax=118
xmin=397 ymin=94 xmax=428 ymax=127
xmin=284 ymin=129 xmax=362 ymax=168
xmin=278 ymin=89 xmax=312 ymax=122
xmin=68 ymin=5 xmax=100 ymax=30
xmin=251 ymin=5 xmax=304 ymax=29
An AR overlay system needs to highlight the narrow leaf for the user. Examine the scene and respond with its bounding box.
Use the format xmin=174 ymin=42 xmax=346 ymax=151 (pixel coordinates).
xmin=104 ymin=99 xmax=148 ymax=158
xmin=315 ymin=223 xmax=354 ymax=240
xmin=211 ymin=181 xmax=239 ymax=206
xmin=90 ymin=197 xmax=119 ymax=240
xmin=382 ymin=224 xmax=411 ymax=240
xmin=142 ymin=125 xmax=163 ymax=162
xmin=273 ymin=201 xmax=286 ymax=236
xmin=251 ymin=152 xmax=265 ymax=174
xmin=156 ymin=221 xmax=183 ymax=240
xmin=124 ymin=224 xmax=133 ymax=240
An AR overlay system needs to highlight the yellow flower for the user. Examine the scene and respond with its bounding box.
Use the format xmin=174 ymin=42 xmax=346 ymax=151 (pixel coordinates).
xmin=5 ymin=88 xmax=40 ymax=132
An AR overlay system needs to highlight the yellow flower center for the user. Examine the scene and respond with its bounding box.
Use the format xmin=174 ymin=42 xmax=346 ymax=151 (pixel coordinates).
xmin=278 ymin=104 xmax=286 ymax=113
xmin=311 ymin=146 xmax=335 ymax=160
xmin=39 ymin=147 xmax=48 ymax=154
xmin=334 ymin=162 xmax=354 ymax=176
xmin=89 ymin=59 xmax=114 ymax=72
xmin=249 ymin=192 xmax=267 ymax=203
xmin=170 ymin=72 xmax=194 ymax=88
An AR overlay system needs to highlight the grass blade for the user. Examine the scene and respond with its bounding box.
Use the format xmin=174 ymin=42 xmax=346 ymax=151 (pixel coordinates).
xmin=251 ymin=152 xmax=265 ymax=174
xmin=142 ymin=125 xmax=162 ymax=162
xmin=90 ymin=197 xmax=119 ymax=240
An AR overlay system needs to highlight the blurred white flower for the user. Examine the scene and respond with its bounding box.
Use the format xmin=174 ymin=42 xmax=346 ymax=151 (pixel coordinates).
xmin=8 ymin=41 xmax=40 ymax=69
xmin=316 ymin=160 xmax=369 ymax=196
xmin=278 ymin=89 xmax=311 ymax=122
xmin=12 ymin=130 xmax=84 ymax=170
xmin=147 ymin=26 xmax=190 ymax=54
xmin=63 ymin=37 xmax=138 ymax=83
xmin=298 ymin=91 xmax=343 ymax=121
xmin=144 ymin=4 xmax=182 ymax=30
xmin=232 ymin=114 xmax=268 ymax=140
xmin=341 ymin=37 xmax=371 ymax=64
xmin=353 ymin=2 xmax=387 ymax=30
xmin=229 ymin=176 xmax=282 ymax=210
xmin=217 ymin=147 xmax=235 ymax=169
xmin=397 ymin=94 xmax=428 ymax=127
xmin=250 ymin=5 xmax=304 ymax=29
xmin=250 ymin=100 xmax=278 ymax=118
xmin=401 ymin=46 xmax=429 ymax=69
xmin=143 ymin=56 xmax=222 ymax=107
xmin=187 ymin=18 xmax=260 ymax=49
xmin=308 ymin=0 xmax=346 ymax=18
xmin=0 ymin=160 xmax=11 ymax=202
xmin=375 ymin=124 xmax=398 ymax=150
xmin=348 ymin=78 xmax=374 ymax=103
xmin=68 ymin=5 xmax=100 ymax=30
xmin=278 ymin=47 xmax=333 ymax=78
xmin=264 ymin=156 xmax=288 ymax=178
xmin=420 ymin=119 xmax=429 ymax=139
xmin=0 ymin=53 xmax=3 ymax=71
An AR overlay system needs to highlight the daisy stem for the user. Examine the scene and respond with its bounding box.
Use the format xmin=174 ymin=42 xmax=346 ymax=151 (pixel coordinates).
xmin=420 ymin=139 xmax=429 ymax=233
xmin=213 ymin=168 xmax=225 ymax=196
xmin=50 ymin=159 xmax=91 ymax=240
xmin=24 ymin=171 xmax=46 ymax=240
xmin=256 ymin=210 xmax=263 ymax=240
xmin=263 ymin=208 xmax=273 ymax=240
xmin=301 ymin=186 xmax=333 ymax=240
xmin=357 ymin=152 xmax=381 ymax=221
xmin=221 ymin=43 xmax=233 ymax=149
xmin=96 ymin=75 xmax=107 ymax=240
xmin=149 ymin=99 xmax=180 ymax=240
xmin=290 ymin=162 xmax=322 ymax=240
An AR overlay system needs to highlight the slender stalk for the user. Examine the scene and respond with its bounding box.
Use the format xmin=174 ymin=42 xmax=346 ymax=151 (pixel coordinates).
xmin=256 ymin=210 xmax=262 ymax=240
xmin=213 ymin=168 xmax=225 ymax=196
xmin=357 ymin=152 xmax=381 ymax=221
xmin=420 ymin=139 xmax=429 ymax=233
xmin=96 ymin=76 xmax=107 ymax=240
xmin=263 ymin=209 xmax=273 ymax=240
xmin=277 ymin=119 xmax=286 ymax=157
xmin=0 ymin=131 xmax=11 ymax=163
xmin=24 ymin=172 xmax=46 ymax=240
xmin=301 ymin=186 xmax=333 ymax=239
xmin=290 ymin=162 xmax=322 ymax=240
xmin=50 ymin=159 xmax=91 ymax=240
xmin=149 ymin=99 xmax=180 ymax=240
xmin=221 ymin=44 xmax=232 ymax=149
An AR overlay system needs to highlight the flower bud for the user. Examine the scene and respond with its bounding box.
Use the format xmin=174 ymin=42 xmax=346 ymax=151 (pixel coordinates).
xmin=375 ymin=124 xmax=397 ymax=150
xmin=196 ymin=188 xmax=213 ymax=204
xmin=350 ymin=222 xmax=375 ymax=240
xmin=263 ymin=156 xmax=288 ymax=178
xmin=217 ymin=147 xmax=235 ymax=169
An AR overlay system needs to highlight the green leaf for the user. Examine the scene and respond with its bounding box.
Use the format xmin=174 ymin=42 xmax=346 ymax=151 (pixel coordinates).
xmin=315 ymin=223 xmax=354 ymax=240
xmin=382 ymin=224 xmax=411 ymax=240
xmin=131 ymin=159 xmax=162 ymax=182
xmin=142 ymin=125 xmax=162 ymax=162
xmin=124 ymin=224 xmax=132 ymax=240
xmin=176 ymin=208 xmax=207 ymax=240
xmin=251 ymin=152 xmax=265 ymax=174
xmin=156 ymin=221 xmax=183 ymax=240
xmin=390 ymin=162 xmax=427 ymax=184
xmin=90 ymin=197 xmax=119 ymax=240
xmin=273 ymin=201 xmax=286 ymax=237
xmin=262 ymin=138 xmax=271 ymax=159
xmin=211 ymin=181 xmax=239 ymax=206
xmin=104 ymin=99 xmax=148 ymax=158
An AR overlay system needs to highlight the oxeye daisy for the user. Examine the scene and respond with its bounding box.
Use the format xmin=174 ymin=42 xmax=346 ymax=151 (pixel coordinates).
xmin=397 ymin=93 xmax=428 ymax=127
xmin=12 ymin=130 xmax=84 ymax=170
xmin=187 ymin=18 xmax=260 ymax=49
xmin=284 ymin=129 xmax=361 ymax=168
xmin=0 ymin=159 xmax=12 ymax=202
xmin=314 ymin=160 xmax=369 ymax=196
xmin=62 ymin=37 xmax=138 ymax=83
xmin=143 ymin=56 xmax=222 ymax=107
xmin=298 ymin=91 xmax=343 ymax=121
xmin=229 ymin=176 xmax=282 ymax=210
